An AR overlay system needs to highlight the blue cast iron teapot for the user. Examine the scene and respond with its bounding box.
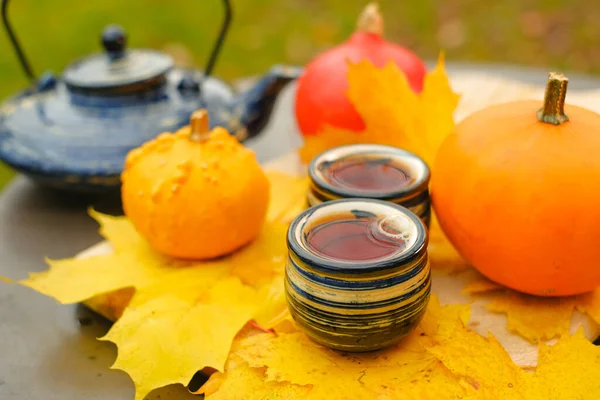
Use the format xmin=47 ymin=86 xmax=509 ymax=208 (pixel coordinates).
xmin=0 ymin=0 xmax=300 ymax=193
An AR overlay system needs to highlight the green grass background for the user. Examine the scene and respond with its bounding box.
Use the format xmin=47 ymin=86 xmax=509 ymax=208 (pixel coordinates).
xmin=0 ymin=0 xmax=596 ymax=189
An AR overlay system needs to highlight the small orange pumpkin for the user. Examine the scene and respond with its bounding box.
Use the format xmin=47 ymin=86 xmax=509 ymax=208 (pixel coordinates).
xmin=431 ymin=72 xmax=600 ymax=296
xmin=121 ymin=110 xmax=270 ymax=260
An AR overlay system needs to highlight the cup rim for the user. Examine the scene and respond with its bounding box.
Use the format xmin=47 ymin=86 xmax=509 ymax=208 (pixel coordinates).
xmin=287 ymin=198 xmax=428 ymax=274
xmin=308 ymin=144 xmax=430 ymax=201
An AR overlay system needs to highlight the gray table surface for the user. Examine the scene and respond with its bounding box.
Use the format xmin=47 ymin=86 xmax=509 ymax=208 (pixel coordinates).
xmin=1 ymin=63 xmax=599 ymax=400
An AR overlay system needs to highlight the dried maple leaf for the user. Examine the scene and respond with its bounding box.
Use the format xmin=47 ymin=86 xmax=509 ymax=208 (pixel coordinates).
xmin=265 ymin=172 xmax=309 ymax=223
xmin=235 ymin=331 xmax=433 ymax=385
xmin=17 ymin=171 xmax=306 ymax=400
xmin=23 ymin=249 xmax=165 ymax=304
xmin=485 ymin=293 xmax=576 ymax=344
xmin=196 ymin=357 xmax=311 ymax=399
xmin=418 ymin=54 xmax=460 ymax=161
xmin=203 ymin=292 xmax=600 ymax=399
xmin=461 ymin=271 xmax=600 ymax=344
xmin=251 ymin=275 xmax=290 ymax=329
xmin=378 ymin=361 xmax=477 ymax=400
xmin=427 ymin=322 xmax=600 ymax=398
xmin=298 ymin=53 xmax=460 ymax=167
xmin=531 ymin=328 xmax=600 ymax=397
xmin=232 ymin=331 xmax=449 ymax=400
xmin=200 ymin=295 xmax=471 ymax=399
xmin=228 ymin=224 xmax=288 ymax=288
xmin=92 ymin=209 xmax=143 ymax=252
xmin=418 ymin=292 xmax=471 ymax=339
xmin=426 ymin=322 xmax=533 ymax=399
xmin=277 ymin=194 xmax=309 ymax=226
xmin=102 ymin=278 xmax=259 ymax=400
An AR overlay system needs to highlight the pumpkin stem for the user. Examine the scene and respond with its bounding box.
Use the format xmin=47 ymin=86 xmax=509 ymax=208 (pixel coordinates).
xmin=537 ymin=72 xmax=569 ymax=125
xmin=189 ymin=109 xmax=211 ymax=142
xmin=356 ymin=2 xmax=384 ymax=36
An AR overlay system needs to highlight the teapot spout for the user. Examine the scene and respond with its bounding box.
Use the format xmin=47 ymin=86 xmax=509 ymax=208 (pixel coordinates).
xmin=228 ymin=65 xmax=302 ymax=141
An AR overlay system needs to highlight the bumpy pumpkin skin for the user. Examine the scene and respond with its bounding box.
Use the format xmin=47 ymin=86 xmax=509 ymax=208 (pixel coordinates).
xmin=121 ymin=127 xmax=270 ymax=260
xmin=431 ymin=100 xmax=600 ymax=296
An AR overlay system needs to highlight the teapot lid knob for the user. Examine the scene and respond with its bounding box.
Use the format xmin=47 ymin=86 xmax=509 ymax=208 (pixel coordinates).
xmin=101 ymin=25 xmax=126 ymax=58
xmin=62 ymin=24 xmax=173 ymax=95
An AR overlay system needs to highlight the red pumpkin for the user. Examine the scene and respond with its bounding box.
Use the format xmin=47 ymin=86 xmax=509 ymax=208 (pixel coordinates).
xmin=295 ymin=3 xmax=426 ymax=136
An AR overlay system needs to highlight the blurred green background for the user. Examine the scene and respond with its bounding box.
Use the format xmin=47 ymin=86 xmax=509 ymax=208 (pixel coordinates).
xmin=0 ymin=0 xmax=596 ymax=189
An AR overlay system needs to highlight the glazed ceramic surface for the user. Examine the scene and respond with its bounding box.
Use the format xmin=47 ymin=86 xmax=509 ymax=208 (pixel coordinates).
xmin=307 ymin=144 xmax=431 ymax=227
xmin=286 ymin=198 xmax=431 ymax=352
xmin=0 ymin=65 xmax=298 ymax=193
xmin=0 ymin=68 xmax=221 ymax=192
xmin=0 ymin=0 xmax=299 ymax=193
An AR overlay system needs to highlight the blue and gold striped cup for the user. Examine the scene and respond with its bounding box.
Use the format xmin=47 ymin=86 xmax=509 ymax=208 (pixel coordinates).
xmin=286 ymin=198 xmax=431 ymax=352
xmin=307 ymin=144 xmax=431 ymax=228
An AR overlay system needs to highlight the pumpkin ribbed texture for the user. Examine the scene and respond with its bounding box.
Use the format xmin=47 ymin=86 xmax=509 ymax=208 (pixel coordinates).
xmin=431 ymin=97 xmax=600 ymax=296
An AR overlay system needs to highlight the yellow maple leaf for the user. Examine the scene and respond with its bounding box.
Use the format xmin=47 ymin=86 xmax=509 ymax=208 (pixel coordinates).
xmin=85 ymin=287 xmax=135 ymax=321
xmin=426 ymin=323 xmax=532 ymax=399
xmin=277 ymin=194 xmax=309 ymax=226
xmin=418 ymin=293 xmax=471 ymax=339
xmin=252 ymin=275 xmax=290 ymax=329
xmin=427 ymin=321 xmax=600 ymax=398
xmin=531 ymin=328 xmax=600 ymax=398
xmin=127 ymin=262 xmax=232 ymax=308
xmin=486 ymin=292 xmax=576 ymax=344
xmin=23 ymin=250 xmax=167 ymax=304
xmin=376 ymin=361 xmax=477 ymax=400
xmin=461 ymin=271 xmax=600 ymax=344
xmin=229 ymin=223 xmax=288 ymax=288
xmin=199 ymin=296 xmax=479 ymax=399
xmin=90 ymin=209 xmax=143 ymax=252
xmin=418 ymin=54 xmax=460 ymax=159
xmin=298 ymin=53 xmax=460 ymax=167
xmin=198 ymin=357 xmax=311 ymax=399
xmin=16 ymin=171 xmax=306 ymax=400
xmin=235 ymin=330 xmax=433 ymax=385
xmin=215 ymin=295 xmax=472 ymax=399
xmin=204 ymin=293 xmax=600 ymax=399
xmin=232 ymin=331 xmax=444 ymax=400
xmin=102 ymin=278 xmax=259 ymax=400
xmin=266 ymin=172 xmax=310 ymax=223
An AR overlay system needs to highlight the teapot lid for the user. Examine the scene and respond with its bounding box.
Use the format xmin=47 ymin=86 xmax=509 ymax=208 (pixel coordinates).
xmin=62 ymin=25 xmax=174 ymax=94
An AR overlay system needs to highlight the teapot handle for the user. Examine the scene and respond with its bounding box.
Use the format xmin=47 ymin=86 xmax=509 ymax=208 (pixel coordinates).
xmin=1 ymin=0 xmax=35 ymax=82
xmin=203 ymin=0 xmax=232 ymax=80
xmin=1 ymin=0 xmax=233 ymax=84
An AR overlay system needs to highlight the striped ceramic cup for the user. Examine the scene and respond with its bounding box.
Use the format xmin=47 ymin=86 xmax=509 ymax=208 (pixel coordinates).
xmin=307 ymin=144 xmax=431 ymax=228
xmin=286 ymin=198 xmax=431 ymax=352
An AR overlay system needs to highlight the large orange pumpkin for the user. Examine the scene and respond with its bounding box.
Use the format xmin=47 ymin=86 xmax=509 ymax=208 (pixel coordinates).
xmin=431 ymin=72 xmax=600 ymax=296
